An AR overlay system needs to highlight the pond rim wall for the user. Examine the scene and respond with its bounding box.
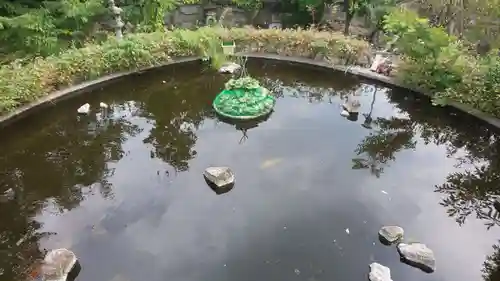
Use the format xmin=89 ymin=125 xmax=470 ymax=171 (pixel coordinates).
xmin=1 ymin=53 xmax=500 ymax=130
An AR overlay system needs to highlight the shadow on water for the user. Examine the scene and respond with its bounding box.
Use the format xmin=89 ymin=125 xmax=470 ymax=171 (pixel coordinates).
xmin=1 ymin=59 xmax=500 ymax=281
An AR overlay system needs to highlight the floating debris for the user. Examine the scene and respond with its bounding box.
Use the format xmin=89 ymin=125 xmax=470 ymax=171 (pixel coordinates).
xmin=0 ymin=188 xmax=15 ymax=202
xmin=99 ymin=102 xmax=109 ymax=109
xmin=294 ymin=269 xmax=300 ymax=275
xmin=345 ymin=228 xmax=350 ymax=235
xmin=77 ymin=103 xmax=90 ymax=114
xmin=260 ymin=158 xmax=283 ymax=169
xmin=16 ymin=233 xmax=30 ymax=246
xmin=381 ymin=190 xmax=388 ymax=195
xmin=340 ymin=110 xmax=350 ymax=117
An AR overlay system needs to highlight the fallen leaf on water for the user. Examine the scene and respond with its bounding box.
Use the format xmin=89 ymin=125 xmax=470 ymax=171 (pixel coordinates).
xmin=260 ymin=158 xmax=283 ymax=169
xmin=109 ymin=274 xmax=131 ymax=281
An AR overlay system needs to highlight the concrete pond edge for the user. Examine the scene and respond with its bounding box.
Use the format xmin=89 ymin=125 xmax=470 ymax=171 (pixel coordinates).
xmin=243 ymin=53 xmax=500 ymax=129
xmin=2 ymin=53 xmax=500 ymax=130
xmin=0 ymin=57 xmax=199 ymax=129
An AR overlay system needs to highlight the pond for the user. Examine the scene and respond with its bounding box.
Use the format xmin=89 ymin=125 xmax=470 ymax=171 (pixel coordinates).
xmin=1 ymin=58 xmax=500 ymax=281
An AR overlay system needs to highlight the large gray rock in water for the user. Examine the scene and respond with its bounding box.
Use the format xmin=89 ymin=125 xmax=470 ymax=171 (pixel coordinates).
xmin=369 ymin=263 xmax=393 ymax=281
xmin=204 ymin=167 xmax=235 ymax=189
xmin=397 ymin=242 xmax=436 ymax=273
xmin=379 ymin=226 xmax=404 ymax=244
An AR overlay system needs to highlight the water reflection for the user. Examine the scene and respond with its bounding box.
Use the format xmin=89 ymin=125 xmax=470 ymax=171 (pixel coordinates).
xmin=139 ymin=74 xmax=217 ymax=172
xmin=484 ymin=241 xmax=500 ymax=281
xmin=0 ymin=60 xmax=500 ymax=281
xmin=216 ymin=115 xmax=272 ymax=144
xmin=0 ymin=102 xmax=142 ymax=280
xmin=365 ymin=89 xmax=500 ymax=230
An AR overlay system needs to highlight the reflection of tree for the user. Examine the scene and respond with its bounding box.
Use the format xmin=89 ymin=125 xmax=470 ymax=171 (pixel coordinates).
xmin=0 ymin=103 xmax=140 ymax=280
xmin=352 ymin=117 xmax=416 ymax=177
xmin=381 ymin=88 xmax=500 ymax=229
xmin=254 ymin=60 xmax=360 ymax=103
xmin=0 ymin=199 xmax=51 ymax=280
xmin=483 ymin=241 xmax=500 ymax=281
xmin=436 ymin=164 xmax=500 ymax=229
xmin=139 ymin=75 xmax=216 ymax=172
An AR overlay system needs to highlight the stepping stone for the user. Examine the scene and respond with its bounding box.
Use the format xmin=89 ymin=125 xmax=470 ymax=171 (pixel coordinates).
xmin=204 ymin=167 xmax=235 ymax=194
xmin=378 ymin=226 xmax=404 ymax=245
xmin=369 ymin=262 xmax=393 ymax=281
xmin=397 ymin=242 xmax=436 ymax=273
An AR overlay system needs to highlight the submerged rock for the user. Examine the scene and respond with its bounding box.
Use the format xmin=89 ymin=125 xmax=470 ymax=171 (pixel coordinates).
xmin=203 ymin=167 xmax=235 ymax=193
xmin=369 ymin=263 xmax=393 ymax=281
xmin=397 ymin=242 xmax=436 ymax=273
xmin=218 ymin=62 xmax=241 ymax=74
xmin=40 ymin=248 xmax=80 ymax=281
xmin=77 ymin=103 xmax=90 ymax=114
xmin=379 ymin=226 xmax=404 ymax=244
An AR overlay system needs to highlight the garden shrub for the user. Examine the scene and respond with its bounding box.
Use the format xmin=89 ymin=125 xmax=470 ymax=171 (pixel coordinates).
xmin=383 ymin=8 xmax=500 ymax=118
xmin=0 ymin=27 xmax=369 ymax=114
xmin=383 ymin=8 xmax=472 ymax=92
xmin=434 ymin=55 xmax=500 ymax=117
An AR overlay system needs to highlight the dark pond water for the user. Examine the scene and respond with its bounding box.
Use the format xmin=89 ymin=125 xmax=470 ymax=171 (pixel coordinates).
xmin=1 ymin=59 xmax=500 ymax=281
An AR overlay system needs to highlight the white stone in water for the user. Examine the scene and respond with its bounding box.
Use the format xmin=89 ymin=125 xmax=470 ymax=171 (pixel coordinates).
xmin=204 ymin=167 xmax=235 ymax=188
xmin=397 ymin=243 xmax=436 ymax=272
xmin=99 ymin=102 xmax=109 ymax=109
xmin=1 ymin=188 xmax=14 ymax=201
xmin=340 ymin=110 xmax=350 ymax=117
xmin=379 ymin=226 xmax=404 ymax=244
xmin=77 ymin=103 xmax=90 ymax=114
xmin=369 ymin=263 xmax=393 ymax=281
xmin=42 ymin=248 xmax=78 ymax=281
xmin=218 ymin=62 xmax=241 ymax=74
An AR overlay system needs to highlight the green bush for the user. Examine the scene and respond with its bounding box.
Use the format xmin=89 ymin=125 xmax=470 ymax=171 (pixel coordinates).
xmin=383 ymin=8 xmax=500 ymax=118
xmin=383 ymin=8 xmax=472 ymax=92
xmin=434 ymin=55 xmax=500 ymax=116
xmin=0 ymin=27 xmax=370 ymax=114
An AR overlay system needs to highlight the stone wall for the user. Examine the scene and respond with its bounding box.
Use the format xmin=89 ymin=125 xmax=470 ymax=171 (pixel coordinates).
xmin=165 ymin=1 xmax=281 ymax=29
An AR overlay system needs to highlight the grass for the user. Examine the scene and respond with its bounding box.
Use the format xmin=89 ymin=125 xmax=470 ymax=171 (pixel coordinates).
xmin=0 ymin=26 xmax=370 ymax=115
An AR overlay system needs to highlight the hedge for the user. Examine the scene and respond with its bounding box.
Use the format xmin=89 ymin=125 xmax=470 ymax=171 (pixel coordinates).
xmin=0 ymin=27 xmax=371 ymax=114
